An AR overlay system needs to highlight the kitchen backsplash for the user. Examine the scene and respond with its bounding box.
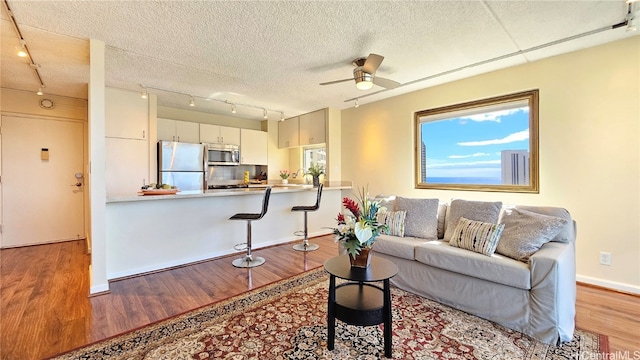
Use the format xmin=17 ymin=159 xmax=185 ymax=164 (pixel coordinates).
xmin=207 ymin=165 xmax=267 ymax=184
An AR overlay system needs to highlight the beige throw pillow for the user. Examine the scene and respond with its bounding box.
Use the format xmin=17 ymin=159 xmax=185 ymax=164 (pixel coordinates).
xmin=496 ymin=208 xmax=569 ymax=262
xmin=449 ymin=217 xmax=504 ymax=256
xmin=377 ymin=210 xmax=407 ymax=237
xmin=395 ymin=197 xmax=439 ymax=240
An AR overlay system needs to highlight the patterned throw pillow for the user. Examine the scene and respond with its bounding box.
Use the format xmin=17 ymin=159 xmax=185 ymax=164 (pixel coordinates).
xmin=444 ymin=199 xmax=503 ymax=242
xmin=496 ymin=208 xmax=569 ymax=262
xmin=449 ymin=217 xmax=504 ymax=256
xmin=377 ymin=210 xmax=407 ymax=237
xmin=395 ymin=197 xmax=439 ymax=239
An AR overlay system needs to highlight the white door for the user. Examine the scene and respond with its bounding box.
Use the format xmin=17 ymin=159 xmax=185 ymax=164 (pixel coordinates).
xmin=1 ymin=115 xmax=85 ymax=248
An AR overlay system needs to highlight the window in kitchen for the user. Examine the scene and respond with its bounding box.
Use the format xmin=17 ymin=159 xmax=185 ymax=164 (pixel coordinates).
xmin=303 ymin=146 xmax=326 ymax=177
xmin=415 ymin=89 xmax=539 ymax=193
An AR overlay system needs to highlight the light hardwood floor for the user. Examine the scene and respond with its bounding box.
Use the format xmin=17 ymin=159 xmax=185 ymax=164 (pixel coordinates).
xmin=1 ymin=237 xmax=638 ymax=359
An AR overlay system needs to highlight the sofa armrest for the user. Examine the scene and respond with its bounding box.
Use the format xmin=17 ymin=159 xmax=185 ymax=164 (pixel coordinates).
xmin=529 ymin=241 xmax=576 ymax=344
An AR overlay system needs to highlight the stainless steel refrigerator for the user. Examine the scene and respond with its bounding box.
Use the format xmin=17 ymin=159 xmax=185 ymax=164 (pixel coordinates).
xmin=158 ymin=141 xmax=206 ymax=190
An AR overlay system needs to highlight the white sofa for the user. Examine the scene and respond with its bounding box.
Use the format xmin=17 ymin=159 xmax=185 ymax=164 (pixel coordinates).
xmin=371 ymin=198 xmax=576 ymax=345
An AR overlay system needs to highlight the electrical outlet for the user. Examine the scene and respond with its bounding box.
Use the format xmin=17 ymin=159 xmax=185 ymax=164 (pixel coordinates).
xmin=599 ymin=252 xmax=612 ymax=266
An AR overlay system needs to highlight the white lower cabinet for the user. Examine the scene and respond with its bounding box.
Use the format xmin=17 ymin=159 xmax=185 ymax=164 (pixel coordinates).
xmin=240 ymin=129 xmax=268 ymax=165
xmin=105 ymin=137 xmax=148 ymax=196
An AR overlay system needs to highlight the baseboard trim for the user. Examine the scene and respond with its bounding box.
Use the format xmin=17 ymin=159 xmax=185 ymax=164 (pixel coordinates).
xmin=576 ymin=275 xmax=640 ymax=295
xmin=89 ymin=284 xmax=110 ymax=296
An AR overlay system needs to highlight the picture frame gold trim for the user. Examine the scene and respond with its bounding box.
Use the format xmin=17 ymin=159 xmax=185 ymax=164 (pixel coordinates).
xmin=414 ymin=89 xmax=539 ymax=193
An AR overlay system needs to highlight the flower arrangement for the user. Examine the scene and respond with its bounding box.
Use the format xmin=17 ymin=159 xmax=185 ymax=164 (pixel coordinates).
xmin=279 ymin=170 xmax=290 ymax=179
xmin=333 ymin=187 xmax=388 ymax=257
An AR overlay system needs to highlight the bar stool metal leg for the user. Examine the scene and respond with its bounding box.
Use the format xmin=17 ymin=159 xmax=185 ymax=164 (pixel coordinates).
xmin=232 ymin=220 xmax=265 ymax=268
xmin=292 ymin=211 xmax=319 ymax=252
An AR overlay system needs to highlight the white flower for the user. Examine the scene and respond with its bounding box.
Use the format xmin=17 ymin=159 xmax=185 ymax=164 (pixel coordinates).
xmin=355 ymin=220 xmax=373 ymax=244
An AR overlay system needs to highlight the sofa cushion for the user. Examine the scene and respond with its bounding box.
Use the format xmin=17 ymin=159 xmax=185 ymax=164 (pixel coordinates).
xmin=378 ymin=210 xmax=407 ymax=237
xmin=415 ymin=240 xmax=531 ymax=289
xmin=372 ymin=234 xmax=425 ymax=260
xmin=496 ymin=208 xmax=569 ymax=262
xmin=444 ymin=199 xmax=503 ymax=241
xmin=395 ymin=197 xmax=439 ymax=240
xmin=449 ymin=217 xmax=504 ymax=256
xmin=437 ymin=202 xmax=447 ymax=239
xmin=513 ymin=205 xmax=574 ymax=243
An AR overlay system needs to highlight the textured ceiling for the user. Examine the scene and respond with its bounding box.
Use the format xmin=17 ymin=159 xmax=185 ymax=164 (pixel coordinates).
xmin=1 ymin=1 xmax=637 ymax=120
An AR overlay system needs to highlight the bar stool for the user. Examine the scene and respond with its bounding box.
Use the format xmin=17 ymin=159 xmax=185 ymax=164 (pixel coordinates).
xmin=292 ymin=184 xmax=323 ymax=252
xmin=230 ymin=187 xmax=271 ymax=268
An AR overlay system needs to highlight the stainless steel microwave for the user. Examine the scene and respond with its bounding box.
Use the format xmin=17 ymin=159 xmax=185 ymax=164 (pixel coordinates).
xmin=206 ymin=143 xmax=240 ymax=165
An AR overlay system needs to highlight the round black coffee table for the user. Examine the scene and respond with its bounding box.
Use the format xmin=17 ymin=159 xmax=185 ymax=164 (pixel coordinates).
xmin=324 ymin=254 xmax=398 ymax=358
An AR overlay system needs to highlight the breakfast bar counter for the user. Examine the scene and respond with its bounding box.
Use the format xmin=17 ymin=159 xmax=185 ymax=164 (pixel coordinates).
xmin=104 ymin=182 xmax=351 ymax=281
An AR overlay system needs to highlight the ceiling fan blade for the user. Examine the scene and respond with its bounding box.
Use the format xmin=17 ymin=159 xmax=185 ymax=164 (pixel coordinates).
xmin=362 ymin=53 xmax=384 ymax=74
xmin=319 ymin=78 xmax=354 ymax=86
xmin=373 ymin=77 xmax=401 ymax=89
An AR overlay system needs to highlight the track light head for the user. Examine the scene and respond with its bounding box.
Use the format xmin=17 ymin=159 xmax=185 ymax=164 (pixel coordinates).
xmin=354 ymin=99 xmax=359 ymax=108
xmin=280 ymin=112 xmax=285 ymax=121
xmin=263 ymin=109 xmax=268 ymax=119
xmin=189 ymin=96 xmax=195 ymax=107
xmin=231 ymin=103 xmax=237 ymax=113
xmin=37 ymin=87 xmax=43 ymax=96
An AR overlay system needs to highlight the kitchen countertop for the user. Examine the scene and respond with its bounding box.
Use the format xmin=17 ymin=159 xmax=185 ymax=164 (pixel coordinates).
xmin=106 ymin=181 xmax=353 ymax=203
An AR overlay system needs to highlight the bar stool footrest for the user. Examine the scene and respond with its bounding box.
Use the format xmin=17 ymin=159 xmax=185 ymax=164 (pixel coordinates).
xmin=293 ymin=242 xmax=320 ymax=252
xmin=232 ymin=256 xmax=265 ymax=268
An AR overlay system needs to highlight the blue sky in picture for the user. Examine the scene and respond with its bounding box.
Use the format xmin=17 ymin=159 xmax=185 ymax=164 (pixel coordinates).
xmin=421 ymin=107 xmax=529 ymax=183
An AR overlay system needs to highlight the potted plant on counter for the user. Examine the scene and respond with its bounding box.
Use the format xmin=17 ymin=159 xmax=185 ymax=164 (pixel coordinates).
xmin=279 ymin=170 xmax=290 ymax=184
xmin=306 ymin=163 xmax=325 ymax=187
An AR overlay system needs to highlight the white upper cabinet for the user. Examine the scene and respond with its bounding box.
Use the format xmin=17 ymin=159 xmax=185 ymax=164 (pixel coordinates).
xmin=299 ymin=109 xmax=326 ymax=146
xmin=200 ymin=123 xmax=241 ymax=145
xmin=157 ymin=118 xmax=200 ymax=143
xmin=105 ymin=87 xmax=148 ymax=140
xmin=278 ymin=116 xmax=299 ymax=148
xmin=240 ymin=129 xmax=268 ymax=165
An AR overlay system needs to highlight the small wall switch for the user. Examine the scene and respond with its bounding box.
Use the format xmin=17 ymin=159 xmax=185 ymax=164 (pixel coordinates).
xmin=599 ymin=252 xmax=612 ymax=266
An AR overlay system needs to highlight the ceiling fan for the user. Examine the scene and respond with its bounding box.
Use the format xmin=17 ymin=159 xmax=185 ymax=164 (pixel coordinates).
xmin=319 ymin=53 xmax=401 ymax=90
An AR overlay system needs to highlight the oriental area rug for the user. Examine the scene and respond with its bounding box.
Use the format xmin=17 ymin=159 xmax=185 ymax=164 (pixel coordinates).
xmin=51 ymin=268 xmax=607 ymax=360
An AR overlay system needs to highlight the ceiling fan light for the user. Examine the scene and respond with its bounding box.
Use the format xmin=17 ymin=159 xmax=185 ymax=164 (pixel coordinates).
xmin=356 ymin=80 xmax=373 ymax=90
xmin=354 ymin=69 xmax=374 ymax=90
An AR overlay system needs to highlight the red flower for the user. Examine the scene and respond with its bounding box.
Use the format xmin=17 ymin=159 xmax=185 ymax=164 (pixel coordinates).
xmin=342 ymin=197 xmax=360 ymax=219
xmin=336 ymin=213 xmax=346 ymax=224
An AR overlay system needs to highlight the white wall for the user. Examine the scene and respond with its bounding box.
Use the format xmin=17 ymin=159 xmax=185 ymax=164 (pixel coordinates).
xmin=341 ymin=37 xmax=640 ymax=293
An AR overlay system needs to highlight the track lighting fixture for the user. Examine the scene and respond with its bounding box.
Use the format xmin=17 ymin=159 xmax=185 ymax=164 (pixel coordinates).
xmin=280 ymin=112 xmax=285 ymax=121
xmin=626 ymin=0 xmax=638 ymax=4
xmin=354 ymin=99 xmax=359 ymax=108
xmin=141 ymin=85 xmax=284 ymax=120
xmin=626 ymin=2 xmax=637 ymax=32
xmin=37 ymin=87 xmax=43 ymax=96
xmin=140 ymin=88 xmax=148 ymax=99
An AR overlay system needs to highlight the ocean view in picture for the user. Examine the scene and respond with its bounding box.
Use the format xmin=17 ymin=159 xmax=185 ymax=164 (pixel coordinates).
xmin=420 ymin=104 xmax=530 ymax=185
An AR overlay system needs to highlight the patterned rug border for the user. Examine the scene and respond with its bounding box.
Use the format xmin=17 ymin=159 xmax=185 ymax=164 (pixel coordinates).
xmin=48 ymin=266 xmax=328 ymax=360
xmin=49 ymin=266 xmax=609 ymax=359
